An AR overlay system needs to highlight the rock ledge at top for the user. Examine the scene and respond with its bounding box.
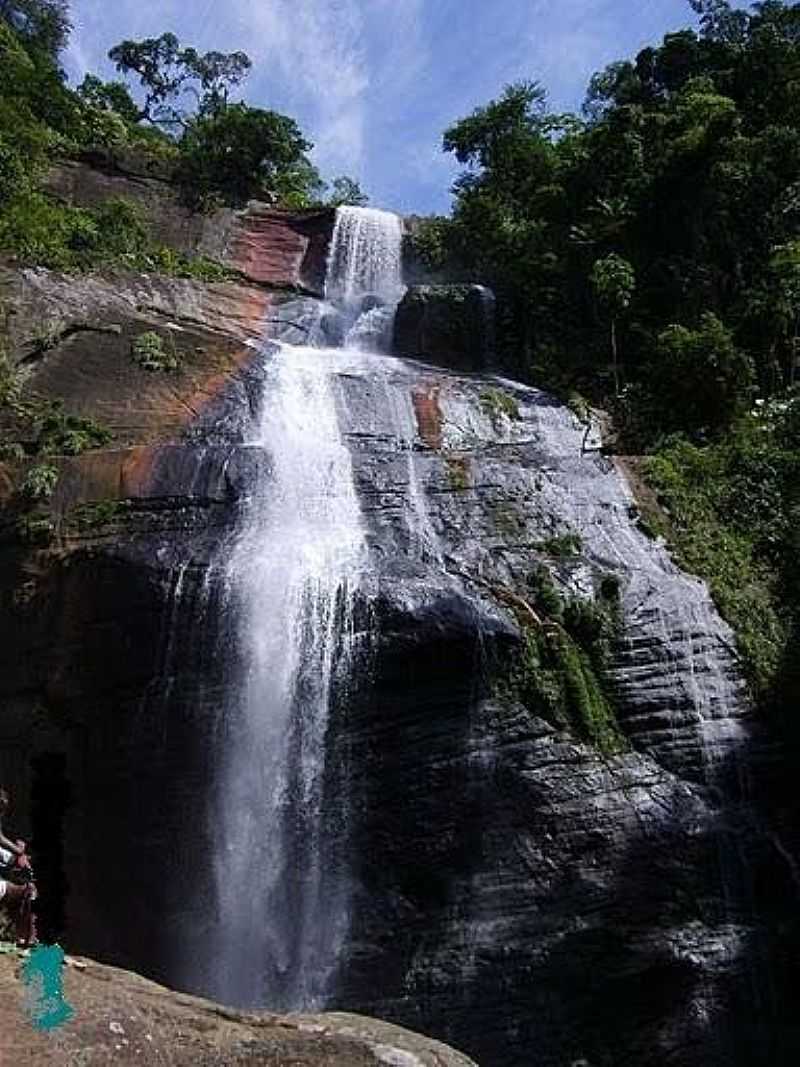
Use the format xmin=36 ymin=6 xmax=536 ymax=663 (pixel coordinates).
xmin=43 ymin=158 xmax=334 ymax=294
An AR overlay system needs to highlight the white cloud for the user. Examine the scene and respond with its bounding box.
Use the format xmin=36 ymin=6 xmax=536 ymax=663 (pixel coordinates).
xmin=237 ymin=0 xmax=370 ymax=177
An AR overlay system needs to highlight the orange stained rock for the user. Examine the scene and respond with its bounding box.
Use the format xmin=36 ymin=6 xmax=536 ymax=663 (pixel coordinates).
xmin=412 ymin=384 xmax=443 ymax=451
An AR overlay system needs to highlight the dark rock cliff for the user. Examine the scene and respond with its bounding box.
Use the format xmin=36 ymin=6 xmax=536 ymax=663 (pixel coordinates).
xmin=1 ymin=164 xmax=798 ymax=1067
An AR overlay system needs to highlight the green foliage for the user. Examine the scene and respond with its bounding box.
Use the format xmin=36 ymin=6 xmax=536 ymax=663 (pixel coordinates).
xmin=327 ymin=175 xmax=368 ymax=207
xmin=591 ymin=253 xmax=635 ymax=394
xmin=536 ymin=532 xmax=583 ymax=558
xmin=1 ymin=355 xmax=114 ymax=468
xmin=499 ymin=567 xmax=625 ymax=754
xmin=443 ymin=80 xmax=549 ymax=171
xmin=435 ymin=1 xmax=800 ymax=411
xmin=644 ymin=401 xmax=800 ymax=699
xmin=0 ymin=193 xmax=152 ymax=270
xmin=590 ymin=253 xmax=635 ymax=315
xmin=0 ymin=133 xmax=29 ymax=205
xmin=648 ymin=313 xmax=755 ymax=434
xmin=0 ymin=15 xmax=330 ymax=229
xmin=480 ymin=387 xmax=521 ymax=427
xmin=0 ymin=190 xmax=236 ymax=279
xmin=0 ymin=0 xmax=71 ymax=56
xmin=20 ymin=461 xmax=57 ymax=499
xmin=131 ymin=331 xmax=179 ymax=372
xmin=76 ymin=74 xmax=140 ymax=124
xmin=108 ymin=33 xmax=251 ymax=129
xmin=407 ymin=217 xmax=452 ymax=274
xmin=15 ymin=511 xmax=54 ymax=542
xmin=140 ymin=245 xmax=238 ymax=282
xmin=176 ymin=103 xmax=318 ymax=208
xmin=68 ymin=499 xmax=124 ymax=529
xmin=36 ymin=407 xmax=112 ymax=455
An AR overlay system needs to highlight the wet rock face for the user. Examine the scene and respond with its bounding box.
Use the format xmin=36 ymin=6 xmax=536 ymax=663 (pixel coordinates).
xmin=0 ymin=339 xmax=784 ymax=1067
xmin=309 ymin=354 xmax=767 ymax=1066
xmin=0 ymin=267 xmax=270 ymax=451
xmin=393 ymin=285 xmax=496 ymax=371
xmin=0 ymin=251 xmax=794 ymax=1063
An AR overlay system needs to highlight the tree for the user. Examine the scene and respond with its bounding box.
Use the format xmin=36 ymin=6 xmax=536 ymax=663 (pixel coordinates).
xmin=76 ymin=74 xmax=140 ymax=125
xmin=0 ymin=0 xmax=70 ymax=55
xmin=443 ymin=81 xmax=556 ymax=205
xmin=176 ymin=103 xmax=315 ymax=207
xmin=108 ymin=33 xmax=251 ymax=128
xmin=689 ymin=0 xmax=749 ymax=44
xmin=650 ymin=312 xmax=754 ymax=432
xmin=590 ymin=254 xmax=635 ymax=396
xmin=327 ymin=175 xmax=368 ymax=208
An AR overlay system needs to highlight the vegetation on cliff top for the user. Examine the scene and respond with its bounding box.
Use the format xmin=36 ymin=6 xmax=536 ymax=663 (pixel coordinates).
xmin=415 ymin=0 xmax=800 ymax=720
xmin=0 ymin=1 xmax=369 ymax=282
xmin=0 ymin=5 xmax=367 ymax=215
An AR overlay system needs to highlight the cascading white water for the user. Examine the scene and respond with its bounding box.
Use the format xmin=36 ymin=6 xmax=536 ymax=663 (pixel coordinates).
xmin=325 ymin=205 xmax=405 ymax=312
xmin=209 ymin=206 xmax=405 ymax=1010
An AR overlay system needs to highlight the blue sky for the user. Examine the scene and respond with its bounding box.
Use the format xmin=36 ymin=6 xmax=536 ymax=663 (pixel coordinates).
xmin=65 ymin=0 xmax=698 ymax=214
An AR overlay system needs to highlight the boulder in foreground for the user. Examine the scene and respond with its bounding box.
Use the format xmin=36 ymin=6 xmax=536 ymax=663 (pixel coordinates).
xmin=0 ymin=949 xmax=478 ymax=1066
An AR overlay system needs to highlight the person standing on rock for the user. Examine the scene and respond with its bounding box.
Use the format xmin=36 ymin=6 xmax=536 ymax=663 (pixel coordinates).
xmin=0 ymin=787 xmax=38 ymax=947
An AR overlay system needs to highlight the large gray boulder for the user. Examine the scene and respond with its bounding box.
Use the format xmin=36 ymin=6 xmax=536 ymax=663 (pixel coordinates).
xmin=393 ymin=284 xmax=496 ymax=371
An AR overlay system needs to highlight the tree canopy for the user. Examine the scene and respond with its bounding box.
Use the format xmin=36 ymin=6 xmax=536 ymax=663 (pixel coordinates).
xmin=410 ymin=0 xmax=800 ymax=712
xmin=0 ymin=3 xmax=365 ymax=233
xmin=108 ymin=33 xmax=252 ymax=128
xmin=419 ymin=0 xmax=800 ymax=415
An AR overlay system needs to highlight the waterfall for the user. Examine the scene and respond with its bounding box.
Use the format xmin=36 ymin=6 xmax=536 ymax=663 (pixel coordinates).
xmin=325 ymin=205 xmax=405 ymax=312
xmin=208 ymin=206 xmax=404 ymax=1010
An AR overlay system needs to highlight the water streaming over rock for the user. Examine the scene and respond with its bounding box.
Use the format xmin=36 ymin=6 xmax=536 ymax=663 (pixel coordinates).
xmin=207 ymin=207 xmax=405 ymax=1010
xmin=325 ymin=206 xmax=405 ymax=312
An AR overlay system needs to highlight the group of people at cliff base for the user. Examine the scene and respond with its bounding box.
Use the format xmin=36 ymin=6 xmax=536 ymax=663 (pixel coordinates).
xmin=0 ymin=787 xmax=38 ymax=948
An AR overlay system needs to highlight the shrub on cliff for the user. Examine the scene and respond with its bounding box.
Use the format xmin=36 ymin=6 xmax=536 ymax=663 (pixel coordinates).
xmin=20 ymin=461 xmax=58 ymax=500
xmin=645 ymin=395 xmax=800 ymax=701
xmin=497 ymin=566 xmax=626 ymax=754
xmin=131 ymin=331 xmax=180 ymax=373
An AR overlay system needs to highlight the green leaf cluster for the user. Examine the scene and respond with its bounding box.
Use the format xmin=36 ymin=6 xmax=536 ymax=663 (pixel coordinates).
xmin=130 ymin=331 xmax=180 ymax=373
xmin=0 ymin=13 xmax=350 ymax=232
xmin=499 ymin=567 xmax=625 ymax=755
xmin=20 ymin=461 xmax=58 ymax=499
